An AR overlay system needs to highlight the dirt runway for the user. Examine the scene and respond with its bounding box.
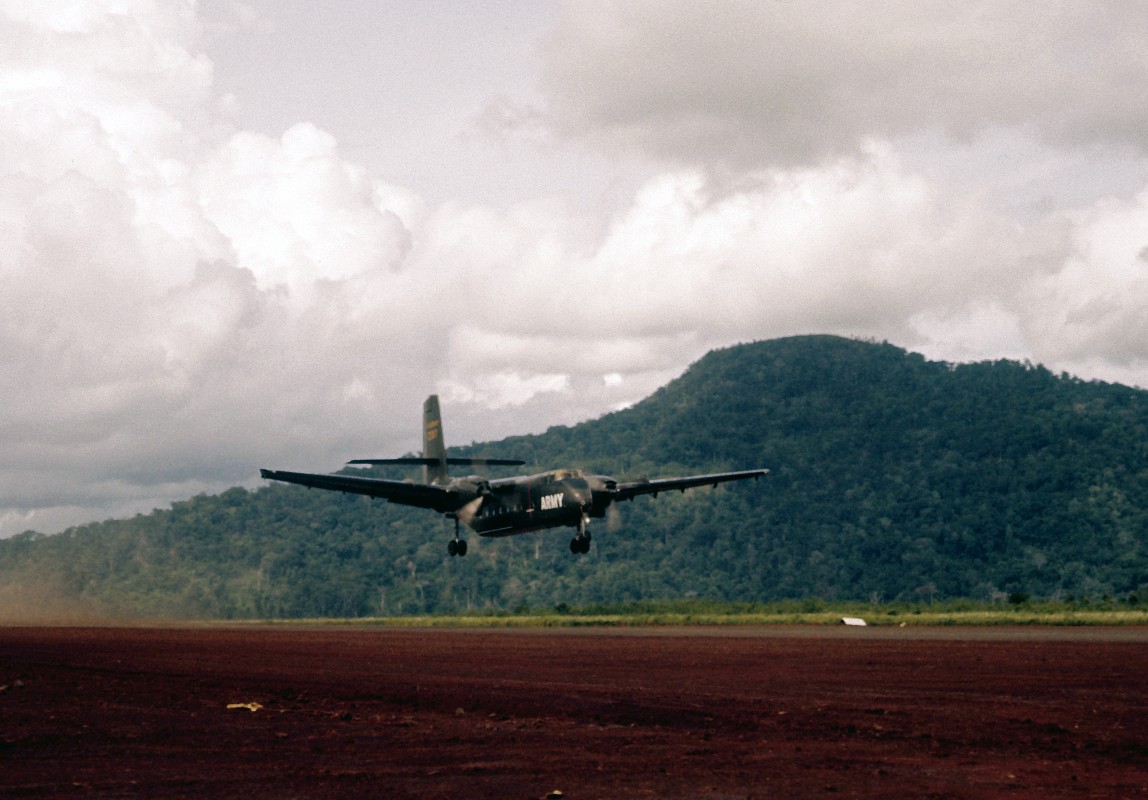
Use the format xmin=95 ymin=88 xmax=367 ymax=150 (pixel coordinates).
xmin=2 ymin=625 xmax=1146 ymax=798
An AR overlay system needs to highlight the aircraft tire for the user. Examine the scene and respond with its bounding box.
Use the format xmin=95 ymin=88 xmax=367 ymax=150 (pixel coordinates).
xmin=457 ymin=539 xmax=468 ymax=556
xmin=447 ymin=539 xmax=458 ymax=557
xmin=570 ymin=537 xmax=579 ymax=554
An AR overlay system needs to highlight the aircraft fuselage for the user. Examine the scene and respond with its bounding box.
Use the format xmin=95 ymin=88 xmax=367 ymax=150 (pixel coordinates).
xmin=447 ymin=469 xmax=593 ymax=537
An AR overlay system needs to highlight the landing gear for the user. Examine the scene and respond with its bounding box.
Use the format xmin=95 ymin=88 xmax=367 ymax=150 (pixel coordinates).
xmin=569 ymin=517 xmax=591 ymax=555
xmin=448 ymin=518 xmax=468 ymax=557
xmin=569 ymin=533 xmax=590 ymax=554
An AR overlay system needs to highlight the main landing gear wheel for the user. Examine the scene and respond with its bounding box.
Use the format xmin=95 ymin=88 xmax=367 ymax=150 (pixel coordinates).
xmin=569 ymin=516 xmax=592 ymax=555
xmin=448 ymin=517 xmax=468 ymax=557
xmin=569 ymin=531 xmax=591 ymax=555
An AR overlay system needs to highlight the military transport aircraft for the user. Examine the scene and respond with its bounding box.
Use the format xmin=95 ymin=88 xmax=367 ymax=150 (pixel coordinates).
xmin=261 ymin=395 xmax=768 ymax=556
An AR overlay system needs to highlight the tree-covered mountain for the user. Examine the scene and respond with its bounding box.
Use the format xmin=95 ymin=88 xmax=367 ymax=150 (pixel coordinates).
xmin=3 ymin=335 xmax=1147 ymax=619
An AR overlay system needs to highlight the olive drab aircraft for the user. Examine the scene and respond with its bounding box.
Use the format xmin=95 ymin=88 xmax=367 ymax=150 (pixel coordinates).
xmin=260 ymin=395 xmax=768 ymax=557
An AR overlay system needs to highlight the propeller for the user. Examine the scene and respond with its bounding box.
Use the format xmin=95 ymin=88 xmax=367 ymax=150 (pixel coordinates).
xmin=456 ymin=495 xmax=485 ymax=528
xmin=606 ymin=501 xmax=623 ymax=532
xmin=584 ymin=474 xmax=622 ymax=532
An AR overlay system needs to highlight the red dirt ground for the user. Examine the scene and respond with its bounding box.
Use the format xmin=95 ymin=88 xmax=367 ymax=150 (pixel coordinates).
xmin=2 ymin=625 xmax=1146 ymax=799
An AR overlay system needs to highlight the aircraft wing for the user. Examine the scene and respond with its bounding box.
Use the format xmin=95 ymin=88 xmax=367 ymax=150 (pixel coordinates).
xmin=259 ymin=469 xmax=462 ymax=513
xmin=613 ymin=469 xmax=768 ymax=501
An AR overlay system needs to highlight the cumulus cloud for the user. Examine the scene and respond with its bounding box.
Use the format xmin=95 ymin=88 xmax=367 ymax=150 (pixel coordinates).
xmin=0 ymin=3 xmax=418 ymax=532
xmin=197 ymin=123 xmax=412 ymax=295
xmin=1023 ymin=187 xmax=1148 ymax=367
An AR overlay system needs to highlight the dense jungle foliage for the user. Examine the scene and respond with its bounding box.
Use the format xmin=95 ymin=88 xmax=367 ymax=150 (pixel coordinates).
xmin=3 ymin=335 xmax=1147 ymax=619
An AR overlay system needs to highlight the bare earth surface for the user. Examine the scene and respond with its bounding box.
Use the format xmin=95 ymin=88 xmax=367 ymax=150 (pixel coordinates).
xmin=2 ymin=625 xmax=1147 ymax=799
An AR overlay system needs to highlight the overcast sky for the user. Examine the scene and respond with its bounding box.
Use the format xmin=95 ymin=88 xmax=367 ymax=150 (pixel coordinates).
xmin=4 ymin=1 xmax=1148 ymax=536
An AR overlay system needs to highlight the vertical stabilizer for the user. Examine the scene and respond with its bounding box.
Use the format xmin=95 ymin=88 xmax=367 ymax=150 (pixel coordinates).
xmin=423 ymin=395 xmax=449 ymax=484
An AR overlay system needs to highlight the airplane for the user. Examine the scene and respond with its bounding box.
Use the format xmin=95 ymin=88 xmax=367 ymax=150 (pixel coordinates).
xmin=260 ymin=395 xmax=768 ymax=557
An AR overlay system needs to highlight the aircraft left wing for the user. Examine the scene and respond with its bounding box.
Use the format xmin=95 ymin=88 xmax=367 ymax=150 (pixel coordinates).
xmin=612 ymin=469 xmax=768 ymax=501
xmin=259 ymin=469 xmax=462 ymax=513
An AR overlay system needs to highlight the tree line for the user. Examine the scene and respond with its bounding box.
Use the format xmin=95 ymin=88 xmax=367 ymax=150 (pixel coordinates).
xmin=3 ymin=335 xmax=1146 ymax=619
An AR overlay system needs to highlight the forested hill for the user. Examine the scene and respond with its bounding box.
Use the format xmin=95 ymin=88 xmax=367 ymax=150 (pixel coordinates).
xmin=3 ymin=335 xmax=1147 ymax=619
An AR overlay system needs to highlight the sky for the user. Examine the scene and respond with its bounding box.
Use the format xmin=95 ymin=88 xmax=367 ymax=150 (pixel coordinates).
xmin=3 ymin=1 xmax=1148 ymax=536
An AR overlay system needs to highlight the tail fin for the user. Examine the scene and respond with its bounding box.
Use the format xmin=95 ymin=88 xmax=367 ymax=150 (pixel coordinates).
xmin=344 ymin=395 xmax=524 ymax=478
xmin=423 ymin=395 xmax=449 ymax=484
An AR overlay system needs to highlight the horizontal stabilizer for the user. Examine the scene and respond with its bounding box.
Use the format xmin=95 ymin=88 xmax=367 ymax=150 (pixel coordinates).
xmin=348 ymin=457 xmax=525 ymax=467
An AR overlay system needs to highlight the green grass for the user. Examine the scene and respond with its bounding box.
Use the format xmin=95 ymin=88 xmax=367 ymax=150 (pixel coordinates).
xmin=246 ymin=598 xmax=1148 ymax=628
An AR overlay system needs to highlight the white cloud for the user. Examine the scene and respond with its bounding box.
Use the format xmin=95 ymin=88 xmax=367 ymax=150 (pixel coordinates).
xmin=0 ymin=4 xmax=424 ymax=530
xmin=197 ymin=123 xmax=413 ymax=297
xmin=570 ymin=146 xmax=1055 ymax=350
xmin=1023 ymin=187 xmax=1148 ymax=368
xmin=441 ymin=371 xmax=570 ymax=410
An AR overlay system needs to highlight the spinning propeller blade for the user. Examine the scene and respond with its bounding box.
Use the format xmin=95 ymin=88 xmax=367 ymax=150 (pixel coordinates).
xmin=456 ymin=495 xmax=484 ymax=527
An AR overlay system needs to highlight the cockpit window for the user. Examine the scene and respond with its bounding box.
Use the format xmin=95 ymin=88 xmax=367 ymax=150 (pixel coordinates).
xmin=550 ymin=469 xmax=585 ymax=480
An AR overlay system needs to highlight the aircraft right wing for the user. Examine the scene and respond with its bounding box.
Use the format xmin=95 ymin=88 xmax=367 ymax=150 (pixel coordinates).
xmin=612 ymin=469 xmax=768 ymax=501
xmin=259 ymin=468 xmax=462 ymax=513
